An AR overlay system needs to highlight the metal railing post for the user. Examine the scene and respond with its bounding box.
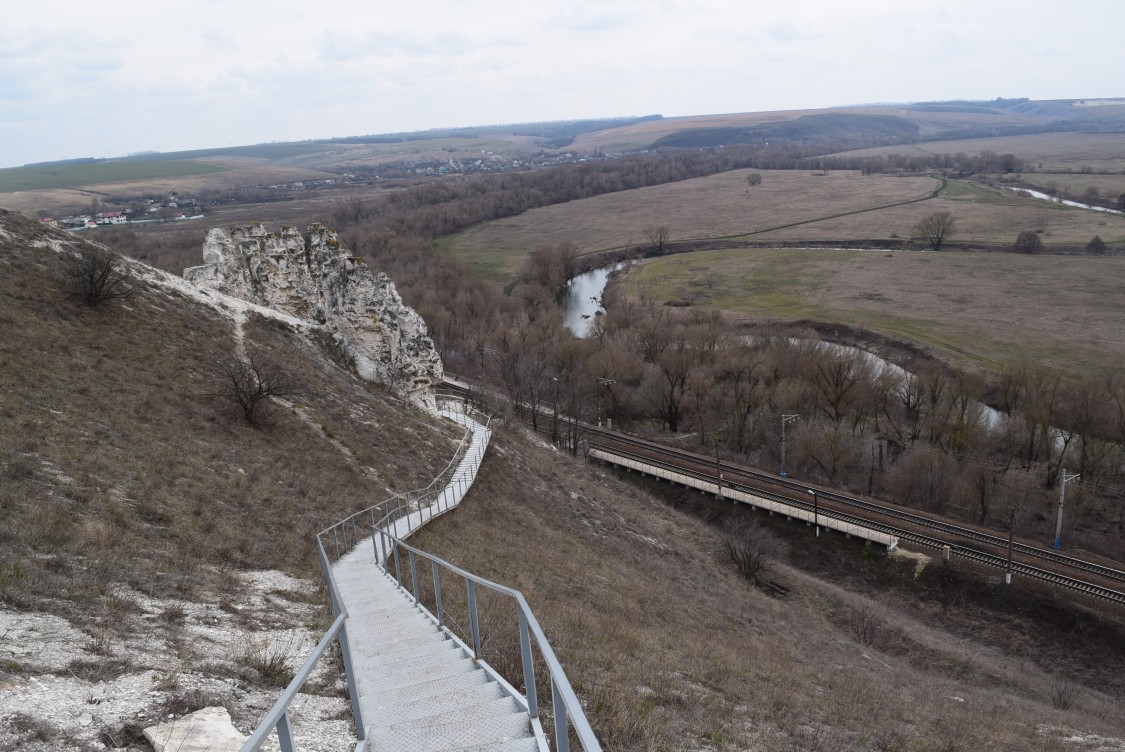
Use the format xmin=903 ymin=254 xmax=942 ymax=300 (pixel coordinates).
xmin=432 ymin=561 xmax=443 ymax=626
xmin=276 ymin=710 xmax=296 ymax=752
xmin=332 ymin=527 xmax=341 ymax=561
xmin=552 ymin=677 xmax=570 ymax=752
xmin=337 ymin=622 xmax=365 ymax=740
xmin=518 ymin=609 xmax=538 ymax=718
xmin=408 ymin=550 xmax=419 ymax=603
xmin=379 ymin=530 xmax=389 ymax=570
xmin=370 ymin=525 xmax=380 ymax=562
xmin=393 ymin=538 xmax=403 ymax=586
xmin=316 ymin=540 xmax=340 ymax=616
xmin=467 ymin=580 xmax=481 ymax=659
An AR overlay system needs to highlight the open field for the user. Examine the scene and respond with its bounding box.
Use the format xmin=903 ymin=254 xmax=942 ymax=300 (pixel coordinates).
xmin=0 ymin=160 xmax=227 ymax=194
xmin=569 ymin=105 xmax=1050 ymax=153
xmin=443 ymin=170 xmax=1125 ymax=282
xmin=0 ymin=160 xmax=347 ymax=214
xmin=442 ymin=170 xmax=941 ymax=282
xmin=838 ymin=133 xmax=1125 ymax=173
xmin=618 ymin=247 xmax=1125 ymax=376
xmin=752 ymin=179 xmax=1125 ymax=246
xmin=1020 ymin=172 xmax=1125 ymax=198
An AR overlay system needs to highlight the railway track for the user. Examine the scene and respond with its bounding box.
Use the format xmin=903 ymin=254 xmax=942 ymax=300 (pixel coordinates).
xmin=439 ymin=379 xmax=1125 ymax=604
xmin=586 ymin=432 xmax=1125 ymax=604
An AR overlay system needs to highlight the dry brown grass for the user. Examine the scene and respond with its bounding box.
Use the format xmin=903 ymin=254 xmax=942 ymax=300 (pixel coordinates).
xmin=751 ymin=180 xmax=1125 ymax=246
xmin=839 ymin=133 xmax=1125 ymax=173
xmin=407 ymin=426 xmax=1125 ymax=750
xmin=568 ymin=106 xmax=1046 ymax=153
xmin=444 ymin=170 xmax=941 ymax=282
xmin=0 ymin=208 xmax=460 ymax=625
xmin=620 ymin=247 xmax=1125 ymax=376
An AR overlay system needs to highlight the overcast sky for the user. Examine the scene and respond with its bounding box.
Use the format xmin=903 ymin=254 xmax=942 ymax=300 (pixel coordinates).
xmin=3 ymin=0 xmax=1122 ymax=168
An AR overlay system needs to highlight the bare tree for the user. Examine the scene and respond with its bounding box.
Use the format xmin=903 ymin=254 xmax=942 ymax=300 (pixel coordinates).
xmin=1086 ymin=235 xmax=1107 ymax=255
xmin=60 ymin=245 xmax=135 ymax=307
xmin=913 ymin=211 xmax=955 ymax=251
xmin=720 ymin=516 xmax=786 ymax=583
xmin=1014 ymin=230 xmax=1043 ymax=253
xmin=643 ymin=224 xmax=670 ymax=252
xmin=220 ymin=353 xmax=297 ymax=426
xmin=746 ymin=172 xmax=763 ymax=187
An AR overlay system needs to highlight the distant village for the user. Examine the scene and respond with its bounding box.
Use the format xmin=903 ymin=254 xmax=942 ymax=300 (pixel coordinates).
xmin=37 ymin=149 xmax=615 ymax=231
xmin=40 ymin=196 xmax=205 ymax=231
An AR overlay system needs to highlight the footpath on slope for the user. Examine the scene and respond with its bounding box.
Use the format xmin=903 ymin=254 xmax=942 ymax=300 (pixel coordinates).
xmin=330 ymin=408 xmax=544 ymax=752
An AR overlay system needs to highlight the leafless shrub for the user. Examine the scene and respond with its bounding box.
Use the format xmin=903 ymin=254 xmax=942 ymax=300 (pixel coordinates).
xmin=159 ymin=688 xmax=234 ymax=718
xmin=7 ymin=713 xmax=60 ymax=743
xmin=59 ymin=244 xmax=135 ymax=307
xmin=238 ymin=638 xmax=296 ymax=688
xmin=160 ymin=601 xmax=188 ymax=623
xmin=217 ymin=352 xmax=297 ymax=426
xmin=719 ymin=516 xmax=786 ymax=583
xmin=849 ymin=606 xmax=884 ymax=648
xmin=1048 ymin=677 xmax=1079 ymax=710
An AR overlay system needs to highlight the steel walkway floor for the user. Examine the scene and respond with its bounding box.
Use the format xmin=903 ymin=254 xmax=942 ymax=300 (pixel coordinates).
xmin=331 ymin=409 xmax=541 ymax=751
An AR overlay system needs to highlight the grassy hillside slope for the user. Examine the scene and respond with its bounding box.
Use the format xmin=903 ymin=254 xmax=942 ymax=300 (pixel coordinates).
xmin=2 ymin=209 xmax=1124 ymax=751
xmin=619 ymin=247 xmax=1125 ymax=376
xmin=410 ymin=428 xmax=1125 ymax=750
xmin=0 ymin=208 xmax=461 ymax=614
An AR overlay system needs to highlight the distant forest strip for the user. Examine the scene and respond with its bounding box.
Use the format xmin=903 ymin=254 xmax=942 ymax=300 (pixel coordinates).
xmin=329 ymin=134 xmax=987 ymax=243
xmin=0 ymin=160 xmax=226 ymax=193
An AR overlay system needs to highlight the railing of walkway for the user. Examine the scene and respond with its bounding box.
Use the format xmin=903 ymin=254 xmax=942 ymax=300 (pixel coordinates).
xmin=375 ymin=517 xmax=603 ymax=752
xmin=240 ymin=538 xmax=364 ymax=752
xmin=319 ymin=404 xmax=484 ymax=565
xmin=239 ymin=401 xmax=486 ymax=752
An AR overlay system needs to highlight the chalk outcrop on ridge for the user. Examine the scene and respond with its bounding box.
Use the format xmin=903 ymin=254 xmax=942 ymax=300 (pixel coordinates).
xmin=185 ymin=222 xmax=442 ymax=410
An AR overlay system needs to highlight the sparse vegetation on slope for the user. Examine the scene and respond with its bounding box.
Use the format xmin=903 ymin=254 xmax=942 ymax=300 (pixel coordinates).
xmin=409 ymin=426 xmax=1125 ymax=751
xmin=0 ymin=207 xmax=460 ymax=618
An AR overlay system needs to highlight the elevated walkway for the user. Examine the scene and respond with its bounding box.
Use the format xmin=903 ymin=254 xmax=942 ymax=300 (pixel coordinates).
xmin=243 ymin=404 xmax=600 ymax=752
xmin=589 ymin=446 xmax=898 ymax=550
xmin=332 ymin=409 xmax=543 ymax=751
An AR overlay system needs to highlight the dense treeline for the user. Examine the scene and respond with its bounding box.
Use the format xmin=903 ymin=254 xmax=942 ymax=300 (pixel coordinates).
xmin=356 ymin=216 xmax=1125 ymax=556
xmin=329 ymin=142 xmax=1125 ymax=557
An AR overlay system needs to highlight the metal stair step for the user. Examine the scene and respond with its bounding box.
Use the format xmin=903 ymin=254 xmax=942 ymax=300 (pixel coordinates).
xmin=365 ymin=698 xmax=532 ymax=752
xmin=354 ymin=642 xmax=467 ymax=676
xmin=357 ymin=656 xmax=479 ymax=698
xmin=433 ymin=739 xmax=541 ymax=752
xmin=371 ymin=681 xmax=507 ymax=728
xmin=351 ymin=631 xmax=453 ymax=664
xmin=359 ymin=661 xmax=490 ymax=704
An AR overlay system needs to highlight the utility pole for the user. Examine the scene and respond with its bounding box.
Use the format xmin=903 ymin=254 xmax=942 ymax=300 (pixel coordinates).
xmin=808 ymin=488 xmax=819 ymax=538
xmin=1005 ymin=507 xmax=1015 ymax=585
xmin=1054 ymin=469 xmax=1080 ymax=550
xmin=596 ymin=377 xmax=615 ymax=428
xmin=551 ymin=376 xmax=560 ymax=444
xmin=780 ymin=414 xmax=799 ymax=477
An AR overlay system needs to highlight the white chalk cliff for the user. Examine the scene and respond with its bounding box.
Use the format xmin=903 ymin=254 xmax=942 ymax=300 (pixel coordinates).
xmin=185 ymin=222 xmax=442 ymax=411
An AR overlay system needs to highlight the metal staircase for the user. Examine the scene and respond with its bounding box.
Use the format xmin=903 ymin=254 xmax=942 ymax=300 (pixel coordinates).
xmin=241 ymin=403 xmax=600 ymax=752
xmin=334 ymin=562 xmax=541 ymax=751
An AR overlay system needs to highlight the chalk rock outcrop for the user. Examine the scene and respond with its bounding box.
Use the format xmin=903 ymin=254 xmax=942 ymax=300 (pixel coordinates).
xmin=185 ymin=222 xmax=442 ymax=410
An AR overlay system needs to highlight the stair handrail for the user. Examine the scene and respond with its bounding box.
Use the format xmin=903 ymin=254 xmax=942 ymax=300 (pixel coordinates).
xmin=240 ymin=402 xmax=487 ymax=751
xmin=374 ymin=512 xmax=603 ymax=752
xmin=317 ymin=403 xmax=489 ymax=564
